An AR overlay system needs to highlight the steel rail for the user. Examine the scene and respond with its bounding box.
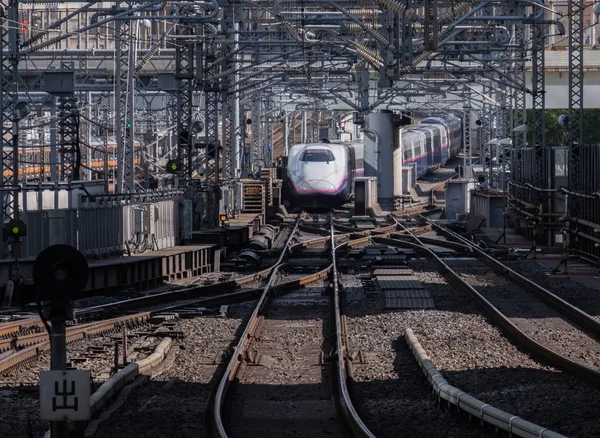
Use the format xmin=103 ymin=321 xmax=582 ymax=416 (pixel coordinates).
xmin=213 ymin=214 xmax=303 ymax=437
xmin=212 ymin=216 xmax=378 ymax=437
xmin=0 ymin=312 xmax=151 ymax=374
xmin=421 ymin=216 xmax=600 ymax=336
xmin=378 ymin=221 xmax=600 ymax=384
xmin=1 ymin=219 xmax=301 ymax=355
xmin=392 ymin=206 xmax=443 ymax=218
xmin=76 ymin=221 xmax=305 ymax=318
xmin=1 ymin=247 xmax=341 ymax=375
xmin=330 ymin=224 xmax=376 ymax=438
xmin=0 ymin=318 xmax=45 ymax=339
xmin=299 ymin=218 xmax=398 ymax=238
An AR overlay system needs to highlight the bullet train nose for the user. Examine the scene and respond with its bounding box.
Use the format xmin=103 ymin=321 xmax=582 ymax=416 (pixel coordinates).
xmin=304 ymin=179 xmax=336 ymax=191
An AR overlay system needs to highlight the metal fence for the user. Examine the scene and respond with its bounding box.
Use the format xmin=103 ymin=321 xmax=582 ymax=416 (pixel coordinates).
xmin=513 ymin=145 xmax=600 ymax=259
xmin=17 ymin=197 xmax=181 ymax=260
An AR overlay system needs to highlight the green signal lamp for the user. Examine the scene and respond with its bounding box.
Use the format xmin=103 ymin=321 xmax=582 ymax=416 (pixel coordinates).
xmin=4 ymin=219 xmax=27 ymax=238
xmin=166 ymin=159 xmax=182 ymax=174
xmin=126 ymin=122 xmax=132 ymax=129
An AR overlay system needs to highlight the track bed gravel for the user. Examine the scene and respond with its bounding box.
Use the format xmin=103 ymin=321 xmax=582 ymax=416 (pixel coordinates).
xmin=446 ymin=259 xmax=600 ymax=371
xmin=505 ymin=259 xmax=600 ymax=319
xmin=0 ymin=333 xmax=127 ymax=438
xmin=89 ymin=304 xmax=253 ymax=438
xmin=343 ymin=260 xmax=600 ymax=437
xmin=229 ymin=294 xmax=343 ymax=438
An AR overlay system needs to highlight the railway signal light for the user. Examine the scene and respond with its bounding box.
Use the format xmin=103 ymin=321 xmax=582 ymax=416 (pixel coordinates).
xmin=220 ymin=214 xmax=229 ymax=229
xmin=191 ymin=120 xmax=204 ymax=133
xmin=4 ymin=219 xmax=27 ymax=238
xmin=14 ymin=101 xmax=31 ymax=121
xmin=166 ymin=159 xmax=181 ymax=174
xmin=33 ymin=244 xmax=89 ymax=302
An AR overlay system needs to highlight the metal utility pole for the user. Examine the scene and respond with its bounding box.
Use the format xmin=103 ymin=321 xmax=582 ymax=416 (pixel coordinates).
xmin=1 ymin=0 xmax=19 ymax=226
xmin=50 ymin=96 xmax=58 ymax=182
xmin=175 ymin=18 xmax=194 ymax=180
xmin=531 ymin=4 xmax=547 ymax=189
xmin=463 ymin=105 xmax=471 ymax=178
xmin=251 ymin=99 xmax=262 ymax=171
xmin=568 ymin=0 xmax=584 ymax=219
xmin=511 ymin=9 xmax=527 ymax=201
xmin=58 ymin=96 xmax=81 ymax=181
xmin=284 ymin=113 xmax=290 ymax=156
xmin=203 ymin=24 xmax=220 ymax=228
xmin=115 ymin=3 xmax=136 ymax=193
xmin=301 ymin=111 xmax=307 ymax=143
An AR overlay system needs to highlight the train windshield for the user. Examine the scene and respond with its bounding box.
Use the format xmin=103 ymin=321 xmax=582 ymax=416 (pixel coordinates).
xmin=301 ymin=149 xmax=335 ymax=162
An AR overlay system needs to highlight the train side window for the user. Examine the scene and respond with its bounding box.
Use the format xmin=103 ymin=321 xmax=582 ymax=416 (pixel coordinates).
xmin=301 ymin=150 xmax=335 ymax=162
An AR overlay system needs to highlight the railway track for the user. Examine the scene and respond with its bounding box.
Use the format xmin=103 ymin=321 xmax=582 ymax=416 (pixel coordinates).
xmin=0 ymin=212 xmax=383 ymax=374
xmin=387 ymin=218 xmax=600 ymax=382
xmin=211 ymin=217 xmax=372 ymax=438
xmin=0 ymin=212 xmax=398 ymax=436
xmin=0 ymin=313 xmax=153 ymax=374
xmin=5 ymin=212 xmax=596 ymax=437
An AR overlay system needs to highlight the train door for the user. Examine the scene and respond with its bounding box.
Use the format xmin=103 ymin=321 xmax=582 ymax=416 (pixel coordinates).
xmin=346 ymin=145 xmax=356 ymax=196
xmin=415 ymin=136 xmax=425 ymax=177
xmin=433 ymin=126 xmax=442 ymax=165
xmin=439 ymin=127 xmax=448 ymax=164
xmin=424 ymin=129 xmax=433 ymax=171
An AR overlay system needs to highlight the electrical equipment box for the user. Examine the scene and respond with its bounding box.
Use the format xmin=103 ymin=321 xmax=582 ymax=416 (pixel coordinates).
xmin=181 ymin=199 xmax=192 ymax=240
xmin=140 ymin=203 xmax=158 ymax=235
xmin=134 ymin=208 xmax=145 ymax=234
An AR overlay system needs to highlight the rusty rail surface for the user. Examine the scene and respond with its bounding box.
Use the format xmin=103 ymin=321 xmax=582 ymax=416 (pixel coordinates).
xmin=213 ymin=214 xmax=303 ymax=437
xmin=0 ymin=312 xmax=151 ymax=374
xmin=212 ymin=216 xmax=375 ymax=437
xmin=330 ymin=225 xmax=376 ymax=438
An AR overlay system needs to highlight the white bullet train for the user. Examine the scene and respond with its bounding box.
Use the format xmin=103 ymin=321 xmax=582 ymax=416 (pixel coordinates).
xmin=283 ymin=115 xmax=461 ymax=207
xmin=284 ymin=140 xmax=365 ymax=207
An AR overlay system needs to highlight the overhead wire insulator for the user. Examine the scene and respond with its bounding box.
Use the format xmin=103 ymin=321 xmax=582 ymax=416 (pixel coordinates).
xmin=351 ymin=41 xmax=383 ymax=67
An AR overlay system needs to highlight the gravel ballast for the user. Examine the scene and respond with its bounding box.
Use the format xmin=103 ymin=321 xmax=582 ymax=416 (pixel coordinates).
xmin=91 ymin=304 xmax=252 ymax=438
xmin=343 ymin=260 xmax=600 ymax=438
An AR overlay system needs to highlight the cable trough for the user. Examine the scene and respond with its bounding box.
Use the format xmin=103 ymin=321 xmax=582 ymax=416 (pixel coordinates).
xmin=403 ymin=328 xmax=566 ymax=438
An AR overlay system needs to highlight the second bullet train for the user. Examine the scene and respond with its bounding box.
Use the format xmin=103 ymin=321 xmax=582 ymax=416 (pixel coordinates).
xmin=283 ymin=115 xmax=462 ymax=207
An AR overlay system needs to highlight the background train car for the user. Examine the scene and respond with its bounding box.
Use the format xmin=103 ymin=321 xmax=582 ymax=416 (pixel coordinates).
xmin=401 ymin=115 xmax=462 ymax=178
